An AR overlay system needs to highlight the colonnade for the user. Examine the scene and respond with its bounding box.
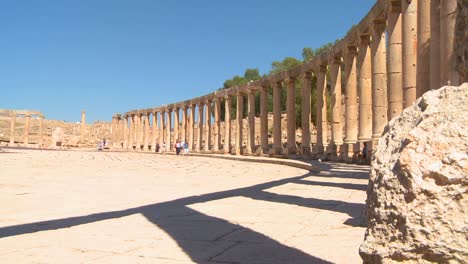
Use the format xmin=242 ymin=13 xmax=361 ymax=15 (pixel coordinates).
xmin=7 ymin=111 xmax=45 ymax=147
xmin=112 ymin=0 xmax=464 ymax=162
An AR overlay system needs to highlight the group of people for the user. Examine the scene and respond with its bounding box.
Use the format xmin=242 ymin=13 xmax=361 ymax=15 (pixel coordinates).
xmin=155 ymin=139 xmax=189 ymax=156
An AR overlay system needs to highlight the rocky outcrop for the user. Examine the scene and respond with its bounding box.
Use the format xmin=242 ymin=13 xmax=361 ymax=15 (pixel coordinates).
xmin=360 ymin=84 xmax=468 ymax=263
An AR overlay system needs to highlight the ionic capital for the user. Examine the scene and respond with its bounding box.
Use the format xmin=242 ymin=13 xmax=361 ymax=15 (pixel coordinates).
xmin=347 ymin=45 xmax=358 ymax=55
xmin=359 ymin=34 xmax=371 ymax=45
xmin=372 ymin=20 xmax=386 ymax=34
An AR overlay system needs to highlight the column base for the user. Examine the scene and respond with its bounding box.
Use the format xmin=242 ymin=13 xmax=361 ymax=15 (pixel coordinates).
xmin=282 ymin=146 xmax=297 ymax=156
xmin=235 ymin=147 xmax=242 ymax=156
xmin=269 ymin=146 xmax=283 ymax=155
xmin=301 ymin=145 xmax=311 ymax=157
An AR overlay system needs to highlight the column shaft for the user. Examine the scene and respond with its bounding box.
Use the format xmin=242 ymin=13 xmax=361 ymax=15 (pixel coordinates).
xmin=224 ymin=97 xmax=231 ymax=154
xmin=417 ymin=0 xmax=431 ymax=97
xmin=344 ymin=46 xmax=358 ymax=144
xmin=124 ymin=116 xmax=129 ymax=149
xmin=173 ymin=108 xmax=179 ymax=142
xmin=260 ymin=86 xmax=269 ymax=153
xmin=316 ymin=65 xmax=328 ymax=152
xmin=204 ymin=101 xmax=211 ymax=152
xmin=214 ymin=99 xmax=221 ymax=151
xmin=358 ymin=35 xmax=372 ymax=141
xmin=430 ymin=0 xmax=441 ymax=90
xmin=272 ymin=82 xmax=282 ymax=154
xmin=286 ymin=77 xmax=296 ymax=154
xmin=387 ymin=1 xmax=403 ymax=119
xmin=143 ymin=113 xmax=150 ymax=151
xmin=440 ymin=0 xmax=459 ymax=85
xmin=235 ymin=93 xmax=244 ymax=155
xmin=189 ymin=105 xmax=195 ymax=150
xmin=372 ymin=21 xmax=388 ymax=139
xmin=166 ymin=110 xmax=172 ymax=150
xmin=135 ymin=114 xmax=142 ymax=150
xmin=402 ymin=0 xmax=418 ymax=107
xmin=9 ymin=114 xmax=15 ymax=144
xmin=151 ymin=112 xmax=157 ymax=151
xmin=198 ymin=103 xmax=204 ymax=151
xmin=244 ymin=91 xmax=254 ymax=154
xmin=23 ymin=114 xmax=31 ymax=145
xmin=302 ymin=73 xmax=312 ymax=155
xmin=181 ymin=107 xmax=187 ymax=141
xmin=330 ymin=59 xmax=343 ymax=146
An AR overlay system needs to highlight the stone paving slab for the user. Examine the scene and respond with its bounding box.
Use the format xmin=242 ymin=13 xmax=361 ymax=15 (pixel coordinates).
xmin=0 ymin=148 xmax=369 ymax=263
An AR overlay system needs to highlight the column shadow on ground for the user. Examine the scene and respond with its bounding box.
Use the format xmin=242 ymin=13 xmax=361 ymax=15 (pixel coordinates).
xmin=0 ymin=170 xmax=368 ymax=263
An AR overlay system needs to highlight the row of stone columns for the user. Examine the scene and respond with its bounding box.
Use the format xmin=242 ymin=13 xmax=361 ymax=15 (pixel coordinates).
xmin=115 ymin=0 xmax=462 ymax=160
xmin=9 ymin=113 xmax=44 ymax=147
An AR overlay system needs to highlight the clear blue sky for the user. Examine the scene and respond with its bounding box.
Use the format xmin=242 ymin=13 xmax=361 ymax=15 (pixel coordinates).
xmin=1 ymin=0 xmax=375 ymax=123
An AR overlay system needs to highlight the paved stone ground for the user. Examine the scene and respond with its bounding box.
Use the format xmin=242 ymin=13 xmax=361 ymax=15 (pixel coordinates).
xmin=0 ymin=148 xmax=369 ymax=264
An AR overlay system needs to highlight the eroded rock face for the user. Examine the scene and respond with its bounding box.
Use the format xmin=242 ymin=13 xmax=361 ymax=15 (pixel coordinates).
xmin=360 ymin=84 xmax=468 ymax=263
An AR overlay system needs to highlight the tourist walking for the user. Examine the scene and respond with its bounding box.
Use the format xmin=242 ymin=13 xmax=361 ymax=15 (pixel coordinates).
xmin=161 ymin=141 xmax=166 ymax=154
xmin=183 ymin=140 xmax=189 ymax=155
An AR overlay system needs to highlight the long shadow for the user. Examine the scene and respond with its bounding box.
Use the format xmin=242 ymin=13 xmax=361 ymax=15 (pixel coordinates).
xmin=0 ymin=171 xmax=365 ymax=263
xmin=294 ymin=179 xmax=368 ymax=191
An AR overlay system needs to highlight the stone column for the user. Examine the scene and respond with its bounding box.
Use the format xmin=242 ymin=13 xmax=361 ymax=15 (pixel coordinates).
xmin=135 ymin=114 xmax=142 ymax=151
xmin=198 ymin=102 xmax=204 ymax=151
xmin=301 ymin=72 xmax=312 ymax=155
xmin=204 ymin=100 xmax=211 ymax=152
xmin=161 ymin=111 xmax=166 ymax=146
xmin=440 ymin=0 xmax=459 ymax=85
xmin=235 ymin=92 xmax=244 ymax=155
xmin=430 ymin=0 xmax=441 ymax=90
xmin=143 ymin=113 xmax=150 ymax=151
xmin=286 ymin=77 xmax=297 ymax=155
xmin=80 ymin=111 xmax=86 ymax=143
xmin=372 ymin=20 xmax=388 ymax=139
xmin=151 ymin=112 xmax=158 ymax=151
xmin=173 ymin=108 xmax=179 ymax=142
xmin=358 ymin=35 xmax=372 ymax=142
xmin=9 ymin=113 xmax=15 ymax=144
xmin=271 ymin=81 xmax=283 ymax=155
xmin=39 ymin=115 xmax=44 ymax=147
xmin=246 ymin=89 xmax=256 ymax=154
xmin=123 ymin=115 xmax=129 ymax=149
xmin=166 ymin=109 xmax=172 ymax=150
xmin=417 ymin=0 xmax=431 ymax=97
xmin=316 ymin=65 xmax=328 ymax=153
xmin=344 ymin=46 xmax=358 ymax=151
xmin=23 ymin=114 xmax=31 ymax=145
xmin=181 ymin=106 xmax=187 ymax=141
xmin=213 ymin=98 xmax=221 ymax=151
xmin=330 ymin=58 xmax=343 ymax=149
xmin=189 ymin=105 xmax=195 ymax=151
xmin=224 ymin=96 xmax=231 ymax=154
xmin=387 ymin=0 xmax=403 ymax=119
xmin=402 ymin=0 xmax=418 ymax=108
xmin=260 ymin=86 xmax=269 ymax=154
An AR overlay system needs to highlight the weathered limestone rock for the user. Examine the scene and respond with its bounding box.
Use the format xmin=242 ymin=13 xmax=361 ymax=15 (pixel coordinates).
xmin=360 ymin=84 xmax=468 ymax=263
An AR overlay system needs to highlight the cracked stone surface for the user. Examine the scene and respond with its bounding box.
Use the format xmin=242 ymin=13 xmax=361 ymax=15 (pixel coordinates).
xmin=0 ymin=149 xmax=368 ymax=263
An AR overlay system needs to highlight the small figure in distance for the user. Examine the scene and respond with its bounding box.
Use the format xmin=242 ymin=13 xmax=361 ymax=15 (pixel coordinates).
xmin=156 ymin=143 xmax=160 ymax=153
xmin=161 ymin=141 xmax=166 ymax=154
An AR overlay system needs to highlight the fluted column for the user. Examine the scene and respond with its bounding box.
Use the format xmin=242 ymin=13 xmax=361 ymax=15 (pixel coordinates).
xmin=271 ymin=81 xmax=282 ymax=154
xmin=166 ymin=109 xmax=172 ymax=150
xmin=80 ymin=111 xmax=86 ymax=143
xmin=213 ymin=99 xmax=221 ymax=151
xmin=358 ymin=35 xmax=372 ymax=142
xmin=301 ymin=73 xmax=312 ymax=155
xmin=387 ymin=0 xmax=403 ymax=119
xmin=123 ymin=115 xmax=129 ymax=149
xmin=417 ymin=0 xmax=431 ymax=97
xmin=224 ymin=96 xmax=231 ymax=154
xmin=286 ymin=77 xmax=297 ymax=155
xmin=39 ymin=115 xmax=44 ymax=147
xmin=316 ymin=65 xmax=328 ymax=153
xmin=143 ymin=113 xmax=150 ymax=151
xmin=135 ymin=114 xmax=142 ymax=151
xmin=198 ymin=102 xmax=204 ymax=151
xmin=430 ymin=0 xmax=441 ymax=90
xmin=402 ymin=0 xmax=418 ymax=107
xmin=372 ymin=20 xmax=388 ymax=139
xmin=235 ymin=92 xmax=244 ymax=155
xmin=330 ymin=58 xmax=343 ymax=148
xmin=204 ymin=100 xmax=211 ymax=152
xmin=23 ymin=114 xmax=31 ymax=145
xmin=260 ymin=86 xmax=269 ymax=154
xmin=173 ymin=108 xmax=179 ymax=142
xmin=440 ymin=0 xmax=459 ymax=85
xmin=344 ymin=46 xmax=358 ymax=145
xmin=246 ymin=90 xmax=255 ymax=154
xmin=181 ymin=106 xmax=187 ymax=141
xmin=9 ymin=113 xmax=15 ymax=144
xmin=189 ymin=105 xmax=195 ymax=150
xmin=151 ymin=112 xmax=157 ymax=151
